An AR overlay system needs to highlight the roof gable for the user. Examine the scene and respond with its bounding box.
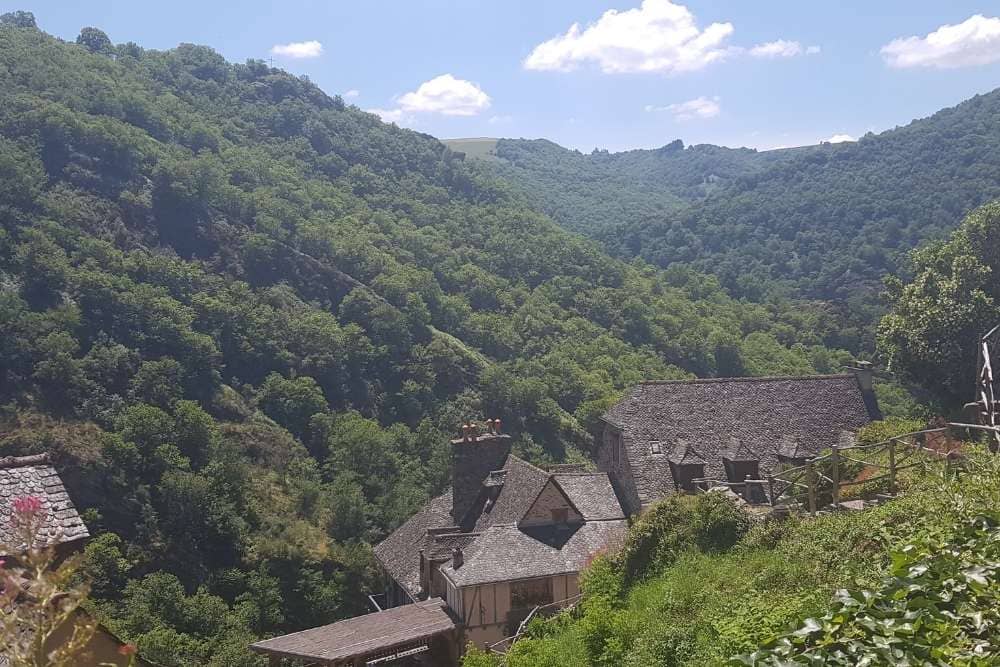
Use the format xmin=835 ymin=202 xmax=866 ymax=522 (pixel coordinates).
xmin=519 ymin=478 xmax=583 ymax=527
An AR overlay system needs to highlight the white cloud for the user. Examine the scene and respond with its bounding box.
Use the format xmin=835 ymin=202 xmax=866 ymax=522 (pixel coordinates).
xmin=882 ymin=14 xmax=1000 ymax=68
xmin=343 ymin=89 xmax=360 ymax=99
xmin=396 ymin=74 xmax=491 ymax=116
xmin=368 ymin=75 xmax=490 ymax=125
xmin=750 ymin=39 xmax=801 ymax=58
xmin=524 ymin=0 xmax=735 ymax=74
xmin=823 ymin=133 xmax=856 ymax=143
xmin=748 ymin=40 xmax=821 ymax=58
xmin=270 ymin=40 xmax=323 ymax=59
xmin=646 ymin=95 xmax=720 ymax=121
xmin=488 ymin=114 xmax=513 ymax=125
xmin=367 ymin=108 xmax=411 ymax=125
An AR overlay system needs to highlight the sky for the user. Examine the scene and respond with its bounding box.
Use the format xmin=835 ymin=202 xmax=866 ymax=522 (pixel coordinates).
xmin=5 ymin=0 xmax=1000 ymax=152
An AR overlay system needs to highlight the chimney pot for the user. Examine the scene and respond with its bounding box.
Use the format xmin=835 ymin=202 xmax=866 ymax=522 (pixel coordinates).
xmin=494 ymin=418 xmax=502 ymax=434
xmin=470 ymin=422 xmax=478 ymax=439
xmin=452 ymin=547 xmax=464 ymax=569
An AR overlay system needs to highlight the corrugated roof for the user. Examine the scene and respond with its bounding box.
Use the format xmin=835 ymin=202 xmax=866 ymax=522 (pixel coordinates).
xmin=602 ymin=374 xmax=877 ymax=506
xmin=250 ymin=598 xmax=455 ymax=663
xmin=0 ymin=454 xmax=89 ymax=554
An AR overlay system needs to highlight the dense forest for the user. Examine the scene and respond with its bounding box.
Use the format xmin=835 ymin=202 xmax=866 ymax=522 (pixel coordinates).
xmin=0 ymin=13 xmax=879 ymax=664
xmin=476 ymin=94 xmax=1000 ymax=308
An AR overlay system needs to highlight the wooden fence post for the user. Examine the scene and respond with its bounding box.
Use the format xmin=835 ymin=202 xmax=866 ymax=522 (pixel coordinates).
xmin=767 ymin=475 xmax=775 ymax=506
xmin=806 ymin=459 xmax=817 ymax=516
xmin=888 ymin=438 xmax=896 ymax=495
xmin=831 ymin=444 xmax=840 ymax=508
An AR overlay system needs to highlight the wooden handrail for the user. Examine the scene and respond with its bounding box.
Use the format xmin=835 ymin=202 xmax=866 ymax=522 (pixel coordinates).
xmin=765 ymin=422 xmax=999 ymax=513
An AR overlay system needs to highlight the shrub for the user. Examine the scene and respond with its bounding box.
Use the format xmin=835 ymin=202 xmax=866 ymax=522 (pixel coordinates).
xmin=618 ymin=492 xmax=750 ymax=582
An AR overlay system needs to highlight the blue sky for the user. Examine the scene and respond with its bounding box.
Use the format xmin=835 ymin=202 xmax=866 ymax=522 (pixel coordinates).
xmin=6 ymin=1 xmax=1000 ymax=152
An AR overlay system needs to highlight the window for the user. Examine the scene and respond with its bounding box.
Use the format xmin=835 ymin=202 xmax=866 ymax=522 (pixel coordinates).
xmin=510 ymin=578 xmax=554 ymax=610
xmin=650 ymin=441 xmax=661 ymax=455
xmin=551 ymin=508 xmax=568 ymax=524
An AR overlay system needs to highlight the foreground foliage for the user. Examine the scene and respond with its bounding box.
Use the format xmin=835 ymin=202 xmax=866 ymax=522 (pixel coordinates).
xmin=737 ymin=512 xmax=1000 ymax=665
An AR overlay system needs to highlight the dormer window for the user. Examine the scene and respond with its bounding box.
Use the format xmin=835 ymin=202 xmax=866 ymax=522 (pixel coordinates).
xmin=722 ymin=438 xmax=760 ymax=484
xmin=668 ymin=439 xmax=708 ymax=493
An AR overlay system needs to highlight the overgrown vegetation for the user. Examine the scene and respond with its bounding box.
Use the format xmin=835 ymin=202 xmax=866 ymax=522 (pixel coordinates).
xmin=465 ymin=427 xmax=1000 ymax=666
xmin=0 ymin=13 xmax=896 ymax=664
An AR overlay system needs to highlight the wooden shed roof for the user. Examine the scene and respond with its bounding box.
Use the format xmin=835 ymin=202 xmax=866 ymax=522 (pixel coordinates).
xmin=249 ymin=598 xmax=455 ymax=664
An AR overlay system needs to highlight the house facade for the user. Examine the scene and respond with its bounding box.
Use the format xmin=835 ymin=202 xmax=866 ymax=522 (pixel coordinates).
xmin=252 ymin=421 xmax=627 ymax=665
xmin=597 ymin=369 xmax=881 ymax=515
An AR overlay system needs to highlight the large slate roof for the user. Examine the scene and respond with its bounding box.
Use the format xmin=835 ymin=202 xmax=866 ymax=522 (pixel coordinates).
xmin=374 ymin=454 xmax=625 ymax=597
xmin=0 ymin=454 xmax=89 ymax=554
xmin=440 ymin=520 xmax=627 ymax=587
xmin=602 ymin=374 xmax=877 ymax=507
xmin=250 ymin=597 xmax=455 ymax=664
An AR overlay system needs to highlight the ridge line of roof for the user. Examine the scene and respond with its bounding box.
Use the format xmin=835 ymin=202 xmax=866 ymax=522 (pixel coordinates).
xmin=638 ymin=373 xmax=856 ymax=386
xmin=0 ymin=453 xmax=51 ymax=469
xmin=506 ymin=453 xmax=551 ymax=477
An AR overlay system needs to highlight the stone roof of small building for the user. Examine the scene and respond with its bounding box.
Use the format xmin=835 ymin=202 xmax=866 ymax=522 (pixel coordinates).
xmin=552 ymin=474 xmax=625 ymax=521
xmin=374 ymin=455 xmax=625 ymax=597
xmin=0 ymin=454 xmax=89 ymax=554
xmin=250 ymin=598 xmax=455 ymax=664
xmin=440 ymin=520 xmax=627 ymax=587
xmin=602 ymin=374 xmax=877 ymax=507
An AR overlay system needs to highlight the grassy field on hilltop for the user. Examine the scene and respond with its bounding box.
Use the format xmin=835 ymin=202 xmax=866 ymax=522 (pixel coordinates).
xmin=443 ymin=137 xmax=500 ymax=160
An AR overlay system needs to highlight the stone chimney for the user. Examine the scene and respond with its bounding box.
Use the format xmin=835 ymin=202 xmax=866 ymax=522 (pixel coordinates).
xmin=848 ymin=360 xmax=882 ymax=420
xmin=452 ymin=547 xmax=464 ymax=569
xmin=451 ymin=419 xmax=512 ymax=524
xmin=850 ymin=360 xmax=873 ymax=392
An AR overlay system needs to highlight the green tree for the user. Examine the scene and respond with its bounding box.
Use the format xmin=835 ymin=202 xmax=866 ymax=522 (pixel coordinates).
xmin=75 ymin=27 xmax=112 ymax=55
xmin=878 ymin=201 xmax=1000 ymax=411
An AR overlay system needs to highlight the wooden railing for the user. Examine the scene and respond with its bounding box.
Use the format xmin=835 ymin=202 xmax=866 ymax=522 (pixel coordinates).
xmin=764 ymin=422 xmax=996 ymax=515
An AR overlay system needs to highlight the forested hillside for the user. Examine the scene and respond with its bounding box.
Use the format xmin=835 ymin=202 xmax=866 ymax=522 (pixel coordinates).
xmin=0 ymin=15 xmax=861 ymax=664
xmin=476 ymin=94 xmax=1000 ymax=305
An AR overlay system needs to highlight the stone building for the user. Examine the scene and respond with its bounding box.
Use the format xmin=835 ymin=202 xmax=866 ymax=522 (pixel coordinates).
xmin=597 ymin=370 xmax=881 ymax=515
xmin=251 ymin=422 xmax=626 ymax=665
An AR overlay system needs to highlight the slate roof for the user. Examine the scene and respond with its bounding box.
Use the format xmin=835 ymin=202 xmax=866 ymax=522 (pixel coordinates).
xmin=373 ymin=492 xmax=453 ymax=599
xmin=374 ymin=454 xmax=625 ymax=597
xmin=468 ymin=456 xmax=549 ymax=531
xmin=602 ymin=374 xmax=877 ymax=507
xmin=552 ymin=474 xmax=626 ymax=521
xmin=0 ymin=454 xmax=89 ymax=554
xmin=250 ymin=598 xmax=455 ymax=664
xmin=440 ymin=520 xmax=628 ymax=587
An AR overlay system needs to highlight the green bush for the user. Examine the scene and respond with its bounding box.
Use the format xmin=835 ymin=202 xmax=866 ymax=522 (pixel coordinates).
xmin=617 ymin=492 xmax=751 ymax=582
